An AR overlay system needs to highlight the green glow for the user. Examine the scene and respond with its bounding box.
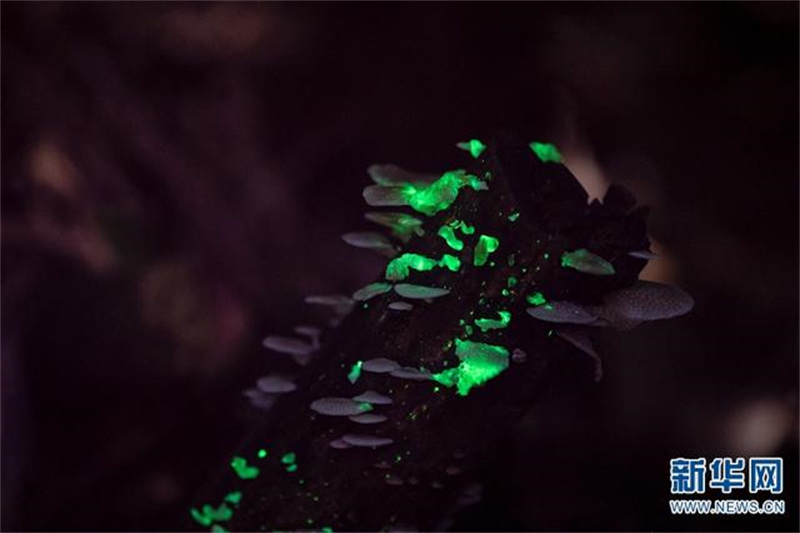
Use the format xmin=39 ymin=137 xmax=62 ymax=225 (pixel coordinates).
xmin=438 ymin=225 xmax=464 ymax=251
xmin=464 ymin=325 xmax=474 ymax=336
xmin=475 ymin=311 xmax=512 ymax=332
xmin=257 ymin=448 xmax=268 ymax=459
xmin=365 ymin=211 xmax=424 ymax=241
xmin=224 ymin=491 xmax=242 ymax=506
xmin=455 ymin=220 xmax=475 ymax=235
xmin=529 ymin=141 xmax=563 ymax=163
xmin=543 ymin=252 xmax=550 ymax=260
xmin=230 ymin=456 xmax=259 ymax=479
xmin=281 ymin=452 xmax=297 ymax=465
xmin=507 ymin=276 xmax=518 ymax=288
xmin=386 ymin=252 xmax=460 ymax=281
xmin=508 ymin=212 xmax=520 ymax=222
xmin=473 ymin=235 xmax=500 ymax=266
xmin=385 ymin=253 xmax=438 ymax=281
xmin=439 ymin=254 xmax=461 ymax=272
xmin=456 ymin=139 xmax=487 ymax=159
xmin=211 ymin=525 xmax=229 ymax=533
xmin=190 ymin=504 xmax=233 ymax=527
xmin=321 ymin=528 xmax=334 ymax=533
xmin=286 ymin=463 xmax=298 ymax=473
xmin=561 ymin=248 xmax=615 ymax=276
xmin=358 ymin=402 xmax=373 ymax=412
xmin=527 ymin=292 xmax=547 ymax=306
xmin=431 ymin=339 xmax=510 ymax=396
xmin=401 ymin=170 xmax=485 ymax=216
xmin=348 ymin=361 xmax=363 ymax=384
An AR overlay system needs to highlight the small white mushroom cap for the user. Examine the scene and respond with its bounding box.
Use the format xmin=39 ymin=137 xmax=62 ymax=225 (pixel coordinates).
xmin=362 ymin=358 xmax=401 ymax=374
xmin=363 ymin=185 xmax=409 ymax=207
xmin=367 ymin=164 xmax=438 ymax=186
xmin=628 ymin=250 xmax=659 ymax=260
xmin=394 ymin=284 xmax=450 ymax=299
xmin=342 ymin=434 xmax=394 ymax=448
xmin=310 ymin=397 xmax=373 ymax=417
xmin=561 ymin=249 xmax=616 ymax=276
xmin=352 ymin=282 xmax=393 ymax=302
xmin=352 ymin=390 xmax=393 ymax=405
xmin=526 ymin=301 xmax=598 ymax=324
xmin=304 ymin=295 xmax=354 ymax=316
xmin=256 ymin=374 xmax=297 ymax=394
xmin=348 ymin=413 xmax=388 ymax=424
xmin=390 ymin=367 xmax=432 ymax=381
xmin=262 ymin=336 xmax=316 ymax=355
xmin=511 ymin=348 xmax=527 ymax=363
xmin=341 ymin=232 xmax=394 ymax=250
xmin=329 ymin=439 xmax=353 ymax=449
xmin=601 ymin=280 xmax=694 ymax=322
xmin=388 ymin=301 xmax=414 ymax=311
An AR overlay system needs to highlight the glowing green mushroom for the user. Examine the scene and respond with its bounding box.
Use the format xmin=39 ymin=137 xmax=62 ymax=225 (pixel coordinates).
xmin=456 ymin=139 xmax=487 ymax=159
xmin=230 ymin=456 xmax=259 ymax=480
xmin=430 ymin=339 xmax=510 ymax=396
xmin=529 ymin=141 xmax=564 ymax=163
xmin=473 ymin=235 xmax=500 ymax=266
xmin=438 ymin=225 xmax=464 ymax=251
xmin=401 ymin=170 xmax=487 ymax=216
xmin=560 ymin=248 xmax=616 ymax=276
xmin=474 ymin=310 xmax=512 ymax=332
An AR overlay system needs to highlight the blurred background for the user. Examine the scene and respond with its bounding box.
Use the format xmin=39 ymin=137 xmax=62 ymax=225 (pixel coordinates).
xmin=1 ymin=2 xmax=797 ymax=531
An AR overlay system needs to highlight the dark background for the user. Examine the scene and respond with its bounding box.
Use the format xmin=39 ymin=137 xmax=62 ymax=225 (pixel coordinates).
xmin=1 ymin=2 xmax=798 ymax=531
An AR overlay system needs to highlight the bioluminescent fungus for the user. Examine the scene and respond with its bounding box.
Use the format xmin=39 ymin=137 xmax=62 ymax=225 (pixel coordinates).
xmin=456 ymin=139 xmax=487 ymax=159
xmin=561 ymin=248 xmax=616 ymax=276
xmin=348 ymin=413 xmax=388 ymax=424
xmin=437 ymin=225 xmax=465 ymax=251
xmin=473 ymin=235 xmax=500 ymax=266
xmin=507 ymin=212 xmax=520 ymax=222
xmin=211 ymin=524 xmax=229 ymax=532
xmin=402 ymin=169 xmax=487 ymax=216
xmin=347 ymin=361 xmax=363 ymax=384
xmin=352 ymin=390 xmax=393 ymax=405
xmin=526 ymin=292 xmax=547 ymax=306
xmin=230 ymin=456 xmax=260 ymax=480
xmin=451 ymin=220 xmax=475 ymax=235
xmin=352 ymin=282 xmax=393 ymax=302
xmin=555 ymin=329 xmax=602 ymax=381
xmin=256 ymin=375 xmax=297 ymax=394
xmin=190 ymin=503 xmax=234 ymax=527
xmin=262 ymin=336 xmax=316 ymax=355
xmin=362 ymin=358 xmax=401 ymax=374
xmin=431 ymin=339 xmax=510 ymax=396
xmin=281 ymin=452 xmax=297 ymax=465
xmin=388 ymin=301 xmax=414 ymax=311
xmin=257 ymin=449 xmax=268 ymax=459
xmin=628 ymin=250 xmax=659 ymax=260
xmin=341 ymin=232 xmax=394 ymax=251
xmin=526 ymin=301 xmax=597 ymax=324
xmin=393 ymin=284 xmax=450 ymax=299
xmin=474 ymin=310 xmax=512 ymax=332
xmin=310 ymin=397 xmax=374 ymax=417
xmin=385 ymin=253 xmax=438 ymax=281
xmin=224 ymin=491 xmax=242 ymax=506
xmin=439 ymin=254 xmax=461 ymax=272
xmin=341 ymin=434 xmax=394 ymax=448
xmin=529 ymin=141 xmax=564 ymax=163
xmin=364 ymin=212 xmax=424 ymax=242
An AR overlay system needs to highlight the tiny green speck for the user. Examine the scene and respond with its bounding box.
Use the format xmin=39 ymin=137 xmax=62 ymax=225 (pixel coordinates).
xmin=257 ymin=448 xmax=268 ymax=459
xmin=508 ymin=212 xmax=520 ymax=222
